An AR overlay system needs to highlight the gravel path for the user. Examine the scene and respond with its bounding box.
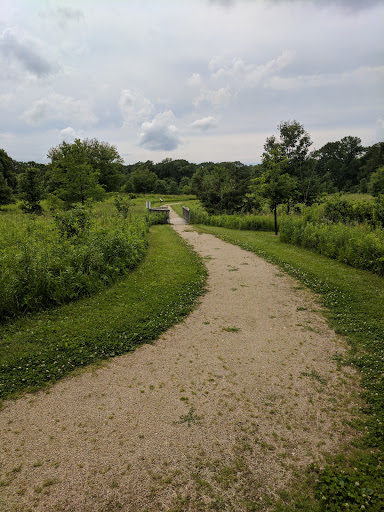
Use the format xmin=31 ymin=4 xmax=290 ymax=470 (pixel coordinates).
xmin=0 ymin=211 xmax=360 ymax=511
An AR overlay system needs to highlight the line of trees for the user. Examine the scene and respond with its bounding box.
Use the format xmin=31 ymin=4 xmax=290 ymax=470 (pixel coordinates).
xmin=0 ymin=123 xmax=383 ymax=214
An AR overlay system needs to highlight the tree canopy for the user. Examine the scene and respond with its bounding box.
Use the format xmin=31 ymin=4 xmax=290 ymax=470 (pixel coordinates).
xmin=47 ymin=139 xmax=105 ymax=206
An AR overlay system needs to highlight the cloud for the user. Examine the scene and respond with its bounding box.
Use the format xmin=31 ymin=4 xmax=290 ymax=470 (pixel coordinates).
xmin=56 ymin=7 xmax=84 ymax=22
xmin=209 ymin=51 xmax=296 ymax=88
xmin=59 ymin=127 xmax=83 ymax=142
xmin=23 ymin=93 xmax=98 ymax=126
xmin=266 ymin=65 xmax=384 ymax=90
xmin=119 ymin=89 xmax=154 ymax=126
xmin=39 ymin=6 xmax=84 ymax=29
xmin=0 ymin=29 xmax=55 ymax=77
xmin=191 ymin=116 xmax=217 ymax=131
xmin=207 ymin=0 xmax=235 ymax=6
xmin=193 ymin=87 xmax=231 ymax=108
xmin=139 ymin=111 xmax=181 ymax=151
xmin=187 ymin=73 xmax=203 ymax=87
xmin=310 ymin=0 xmax=382 ymax=13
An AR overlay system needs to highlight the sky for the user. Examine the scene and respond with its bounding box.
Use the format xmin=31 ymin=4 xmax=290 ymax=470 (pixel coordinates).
xmin=0 ymin=0 xmax=383 ymax=165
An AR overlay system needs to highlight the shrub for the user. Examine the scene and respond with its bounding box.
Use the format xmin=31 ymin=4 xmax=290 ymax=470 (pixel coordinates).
xmin=280 ymin=215 xmax=384 ymax=276
xmin=189 ymin=205 xmax=275 ymax=232
xmin=0 ymin=210 xmax=148 ymax=321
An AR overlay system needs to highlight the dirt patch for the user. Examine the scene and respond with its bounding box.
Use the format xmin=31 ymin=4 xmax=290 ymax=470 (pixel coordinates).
xmin=0 ymin=214 xmax=360 ymax=511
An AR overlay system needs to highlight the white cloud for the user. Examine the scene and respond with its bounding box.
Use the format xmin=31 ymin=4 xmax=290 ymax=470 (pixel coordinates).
xmin=266 ymin=65 xmax=384 ymax=90
xmin=139 ymin=110 xmax=181 ymax=151
xmin=187 ymin=73 xmax=203 ymax=87
xmin=193 ymin=87 xmax=231 ymax=108
xmin=23 ymin=93 xmax=98 ymax=126
xmin=209 ymin=51 xmax=296 ymax=88
xmin=191 ymin=116 xmax=217 ymax=131
xmin=119 ymin=89 xmax=154 ymax=126
xmin=59 ymin=126 xmax=83 ymax=142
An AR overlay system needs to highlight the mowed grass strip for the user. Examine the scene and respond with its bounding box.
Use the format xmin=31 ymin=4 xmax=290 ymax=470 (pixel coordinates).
xmin=194 ymin=225 xmax=384 ymax=512
xmin=0 ymin=225 xmax=207 ymax=400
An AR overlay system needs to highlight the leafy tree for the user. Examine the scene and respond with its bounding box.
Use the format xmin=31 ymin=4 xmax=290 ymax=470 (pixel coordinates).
xmin=194 ymin=162 xmax=251 ymax=214
xmin=263 ymin=120 xmax=315 ymax=203
xmin=84 ymin=138 xmax=124 ymax=191
xmin=358 ymin=142 xmax=384 ymax=189
xmin=130 ymin=165 xmax=158 ymax=193
xmin=114 ymin=195 xmax=130 ymax=219
xmin=255 ymin=145 xmax=297 ymax=235
xmin=369 ymin=166 xmax=384 ymax=197
xmin=18 ymin=166 xmax=44 ymax=214
xmin=313 ymin=136 xmax=365 ymax=192
xmin=154 ymin=179 xmax=169 ymax=195
xmin=0 ymin=148 xmax=17 ymax=191
xmin=167 ymin=179 xmax=179 ymax=195
xmin=0 ymin=172 xmax=14 ymax=209
xmin=47 ymin=139 xmax=105 ymax=206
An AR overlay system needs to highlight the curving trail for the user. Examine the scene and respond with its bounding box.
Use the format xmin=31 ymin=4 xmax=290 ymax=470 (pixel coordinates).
xmin=0 ymin=209 xmax=359 ymax=511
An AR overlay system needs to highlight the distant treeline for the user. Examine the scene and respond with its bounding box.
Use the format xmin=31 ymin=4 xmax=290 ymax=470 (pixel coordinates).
xmin=0 ymin=120 xmax=383 ymax=214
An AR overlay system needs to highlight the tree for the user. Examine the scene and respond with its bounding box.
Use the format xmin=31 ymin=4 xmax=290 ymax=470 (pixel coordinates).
xmin=84 ymin=138 xmax=124 ymax=191
xmin=18 ymin=166 xmax=44 ymax=214
xmin=130 ymin=165 xmax=158 ymax=193
xmin=0 ymin=149 xmax=17 ymax=191
xmin=47 ymin=139 xmax=105 ymax=206
xmin=193 ymin=162 xmax=251 ymax=214
xmin=255 ymin=146 xmax=297 ymax=235
xmin=313 ymin=136 xmax=365 ymax=192
xmin=0 ymin=172 xmax=14 ymax=209
xmin=263 ymin=120 xmax=315 ymax=203
xmin=358 ymin=142 xmax=384 ymax=189
xmin=369 ymin=167 xmax=384 ymax=197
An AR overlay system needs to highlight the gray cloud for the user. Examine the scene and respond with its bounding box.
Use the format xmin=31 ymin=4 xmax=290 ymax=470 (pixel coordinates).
xmin=56 ymin=7 xmax=84 ymax=22
xmin=39 ymin=6 xmax=84 ymax=29
xmin=191 ymin=116 xmax=218 ymax=131
xmin=119 ymin=89 xmax=154 ymax=126
xmin=0 ymin=29 xmax=54 ymax=77
xmin=267 ymin=0 xmax=382 ymax=12
xmin=139 ymin=111 xmax=181 ymax=151
xmin=23 ymin=93 xmax=98 ymax=126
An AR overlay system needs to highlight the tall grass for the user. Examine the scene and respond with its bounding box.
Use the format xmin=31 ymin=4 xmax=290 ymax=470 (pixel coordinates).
xmin=189 ymin=204 xmax=275 ymax=231
xmin=280 ymin=215 xmax=384 ymax=276
xmin=0 ymin=203 xmax=148 ymax=321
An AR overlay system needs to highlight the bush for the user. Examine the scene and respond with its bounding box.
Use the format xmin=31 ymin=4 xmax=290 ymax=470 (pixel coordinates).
xmin=0 ymin=210 xmax=148 ymax=322
xmin=189 ymin=205 xmax=275 ymax=232
xmin=280 ymin=215 xmax=384 ymax=275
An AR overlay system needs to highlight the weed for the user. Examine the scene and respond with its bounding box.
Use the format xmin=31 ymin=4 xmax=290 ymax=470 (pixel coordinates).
xmin=300 ymin=370 xmax=327 ymax=385
xmin=174 ymin=406 xmax=202 ymax=427
xmin=222 ymin=326 xmax=241 ymax=332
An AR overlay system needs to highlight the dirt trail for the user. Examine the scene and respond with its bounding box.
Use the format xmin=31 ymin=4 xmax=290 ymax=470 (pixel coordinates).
xmin=0 ymin=210 xmax=359 ymax=511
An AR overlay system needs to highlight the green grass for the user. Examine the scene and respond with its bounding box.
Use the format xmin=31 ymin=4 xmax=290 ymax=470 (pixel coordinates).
xmin=193 ymin=224 xmax=384 ymax=511
xmin=0 ymin=225 xmax=206 ymax=400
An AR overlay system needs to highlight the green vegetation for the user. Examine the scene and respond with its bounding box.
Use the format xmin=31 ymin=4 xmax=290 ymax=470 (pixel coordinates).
xmin=189 ymin=203 xmax=275 ymax=231
xmin=0 ymin=202 xmax=148 ymax=321
xmin=280 ymin=215 xmax=384 ymax=276
xmin=192 ymin=224 xmax=384 ymax=511
xmin=0 ymin=225 xmax=206 ymax=399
